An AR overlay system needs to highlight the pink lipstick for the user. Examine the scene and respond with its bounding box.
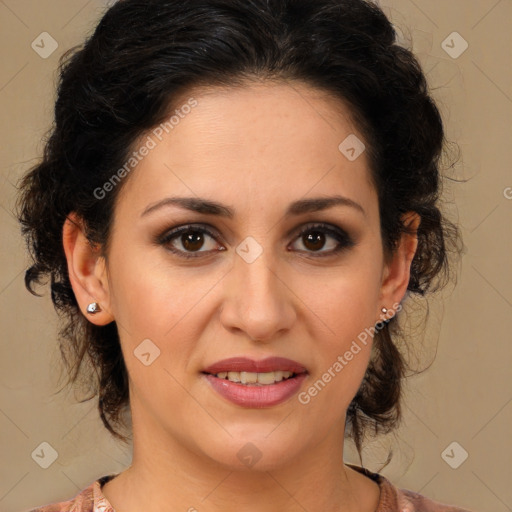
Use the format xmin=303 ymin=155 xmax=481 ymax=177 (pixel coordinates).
xmin=202 ymin=357 xmax=308 ymax=408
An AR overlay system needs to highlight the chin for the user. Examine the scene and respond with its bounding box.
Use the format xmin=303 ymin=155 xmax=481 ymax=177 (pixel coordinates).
xmin=199 ymin=433 xmax=302 ymax=472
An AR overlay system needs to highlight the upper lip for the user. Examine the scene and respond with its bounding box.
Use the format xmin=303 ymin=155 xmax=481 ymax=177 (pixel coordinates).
xmin=203 ymin=357 xmax=308 ymax=375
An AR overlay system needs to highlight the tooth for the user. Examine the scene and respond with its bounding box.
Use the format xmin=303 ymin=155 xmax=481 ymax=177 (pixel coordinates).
xmin=220 ymin=370 xmax=295 ymax=385
xmin=274 ymin=370 xmax=284 ymax=382
xmin=227 ymin=371 xmax=241 ymax=382
xmin=241 ymin=371 xmax=258 ymax=384
xmin=257 ymin=372 xmax=277 ymax=385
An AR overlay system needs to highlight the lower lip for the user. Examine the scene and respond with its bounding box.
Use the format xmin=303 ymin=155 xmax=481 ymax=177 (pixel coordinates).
xmin=203 ymin=373 xmax=308 ymax=408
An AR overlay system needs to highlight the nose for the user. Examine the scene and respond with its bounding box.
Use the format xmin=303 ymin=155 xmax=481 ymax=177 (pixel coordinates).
xmin=219 ymin=250 xmax=296 ymax=343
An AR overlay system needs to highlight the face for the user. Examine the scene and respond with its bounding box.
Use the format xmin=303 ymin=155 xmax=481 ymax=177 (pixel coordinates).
xmin=72 ymin=81 xmax=411 ymax=471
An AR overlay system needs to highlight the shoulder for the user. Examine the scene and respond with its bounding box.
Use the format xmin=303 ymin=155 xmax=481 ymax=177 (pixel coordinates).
xmin=346 ymin=463 xmax=475 ymax=512
xmin=26 ymin=475 xmax=116 ymax=512
xmin=395 ymin=487 xmax=475 ymax=512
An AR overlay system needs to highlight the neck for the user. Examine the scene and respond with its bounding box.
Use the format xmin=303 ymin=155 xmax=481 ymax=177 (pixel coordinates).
xmin=102 ymin=404 xmax=377 ymax=512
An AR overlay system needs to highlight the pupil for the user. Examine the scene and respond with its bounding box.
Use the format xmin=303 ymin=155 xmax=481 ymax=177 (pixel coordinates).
xmin=183 ymin=232 xmax=204 ymax=251
xmin=304 ymin=231 xmax=325 ymax=251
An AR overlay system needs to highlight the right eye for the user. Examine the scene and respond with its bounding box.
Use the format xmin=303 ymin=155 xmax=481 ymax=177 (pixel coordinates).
xmin=158 ymin=224 xmax=226 ymax=259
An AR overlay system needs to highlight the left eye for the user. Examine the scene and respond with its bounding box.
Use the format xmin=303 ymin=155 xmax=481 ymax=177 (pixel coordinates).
xmin=290 ymin=223 xmax=355 ymax=256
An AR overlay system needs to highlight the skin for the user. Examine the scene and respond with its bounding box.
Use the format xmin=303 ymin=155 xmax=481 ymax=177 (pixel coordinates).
xmin=63 ymin=80 xmax=420 ymax=512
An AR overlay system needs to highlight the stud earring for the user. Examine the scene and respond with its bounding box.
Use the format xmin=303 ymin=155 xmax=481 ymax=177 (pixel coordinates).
xmin=378 ymin=306 xmax=392 ymax=326
xmin=87 ymin=302 xmax=101 ymax=314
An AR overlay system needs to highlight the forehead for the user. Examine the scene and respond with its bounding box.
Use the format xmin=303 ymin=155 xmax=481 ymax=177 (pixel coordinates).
xmin=115 ymin=80 xmax=377 ymax=220
xmin=164 ymin=80 xmax=363 ymax=158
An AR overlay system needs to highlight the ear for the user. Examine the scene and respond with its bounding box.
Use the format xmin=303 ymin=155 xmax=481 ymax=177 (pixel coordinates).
xmin=377 ymin=211 xmax=421 ymax=321
xmin=62 ymin=212 xmax=115 ymax=325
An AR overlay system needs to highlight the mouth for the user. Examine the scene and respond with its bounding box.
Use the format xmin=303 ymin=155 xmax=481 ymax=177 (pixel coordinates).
xmin=203 ymin=369 xmax=304 ymax=386
xmin=201 ymin=357 xmax=308 ymax=407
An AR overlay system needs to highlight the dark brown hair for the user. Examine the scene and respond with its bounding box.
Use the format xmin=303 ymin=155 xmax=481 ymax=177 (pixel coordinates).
xmin=16 ymin=0 xmax=463 ymax=464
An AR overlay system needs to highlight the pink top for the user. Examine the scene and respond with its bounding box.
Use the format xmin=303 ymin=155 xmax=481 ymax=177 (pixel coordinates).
xmin=27 ymin=464 xmax=474 ymax=512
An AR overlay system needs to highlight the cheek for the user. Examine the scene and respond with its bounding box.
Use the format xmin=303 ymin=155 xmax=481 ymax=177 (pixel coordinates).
xmin=301 ymin=256 xmax=382 ymax=341
xmin=107 ymin=243 xmax=199 ymax=335
xmin=297 ymin=279 xmax=377 ymax=421
xmin=107 ymin=245 xmax=225 ymax=379
xmin=294 ymin=259 xmax=381 ymax=408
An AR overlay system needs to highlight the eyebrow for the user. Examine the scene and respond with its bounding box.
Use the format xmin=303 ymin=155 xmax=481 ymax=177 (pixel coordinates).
xmin=141 ymin=195 xmax=366 ymax=218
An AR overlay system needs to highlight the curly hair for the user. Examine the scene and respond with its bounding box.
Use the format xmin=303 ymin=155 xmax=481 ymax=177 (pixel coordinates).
xmin=16 ymin=0 xmax=463 ymax=463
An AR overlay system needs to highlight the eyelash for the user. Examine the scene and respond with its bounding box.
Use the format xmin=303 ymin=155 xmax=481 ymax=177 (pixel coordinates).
xmin=157 ymin=222 xmax=355 ymax=260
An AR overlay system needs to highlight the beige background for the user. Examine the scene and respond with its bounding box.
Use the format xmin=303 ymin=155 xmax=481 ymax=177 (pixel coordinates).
xmin=1 ymin=1 xmax=511 ymax=511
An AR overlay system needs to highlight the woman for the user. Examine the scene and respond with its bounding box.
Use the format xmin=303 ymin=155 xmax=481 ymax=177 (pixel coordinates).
xmin=17 ymin=0 xmax=470 ymax=510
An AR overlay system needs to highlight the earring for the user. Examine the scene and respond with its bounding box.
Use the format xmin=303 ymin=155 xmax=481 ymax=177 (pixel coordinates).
xmin=87 ymin=302 xmax=101 ymax=314
xmin=378 ymin=306 xmax=392 ymax=325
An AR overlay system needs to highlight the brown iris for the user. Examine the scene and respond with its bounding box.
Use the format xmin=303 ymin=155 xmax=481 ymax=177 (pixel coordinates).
xmin=303 ymin=231 xmax=326 ymax=252
xmin=181 ymin=231 xmax=205 ymax=252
